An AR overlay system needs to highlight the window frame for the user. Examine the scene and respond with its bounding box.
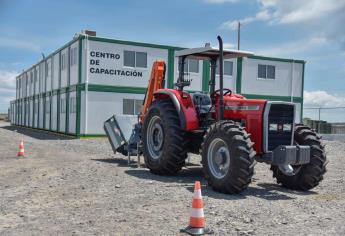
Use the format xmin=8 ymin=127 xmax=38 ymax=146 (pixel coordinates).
xmin=123 ymin=99 xmax=144 ymax=115
xmin=123 ymin=50 xmax=148 ymax=69
xmin=177 ymin=59 xmax=200 ymax=74
xmin=257 ymin=64 xmax=276 ymax=80
xmin=216 ymin=60 xmax=234 ymax=76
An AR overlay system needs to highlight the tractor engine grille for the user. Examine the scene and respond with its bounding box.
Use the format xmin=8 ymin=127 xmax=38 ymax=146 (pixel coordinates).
xmin=264 ymin=102 xmax=295 ymax=152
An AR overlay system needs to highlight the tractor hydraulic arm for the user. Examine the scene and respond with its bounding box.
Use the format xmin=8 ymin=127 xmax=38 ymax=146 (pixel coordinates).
xmin=139 ymin=60 xmax=166 ymax=123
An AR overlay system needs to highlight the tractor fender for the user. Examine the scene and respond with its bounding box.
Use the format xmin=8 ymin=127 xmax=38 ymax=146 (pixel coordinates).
xmin=153 ymin=89 xmax=199 ymax=131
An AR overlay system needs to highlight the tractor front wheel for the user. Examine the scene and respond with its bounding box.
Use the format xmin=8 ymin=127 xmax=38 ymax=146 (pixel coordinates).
xmin=201 ymin=121 xmax=256 ymax=194
xmin=142 ymin=99 xmax=187 ymax=175
xmin=270 ymin=125 xmax=327 ymax=190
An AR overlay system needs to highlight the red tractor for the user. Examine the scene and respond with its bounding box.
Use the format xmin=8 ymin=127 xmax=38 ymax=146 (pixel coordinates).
xmin=105 ymin=36 xmax=327 ymax=194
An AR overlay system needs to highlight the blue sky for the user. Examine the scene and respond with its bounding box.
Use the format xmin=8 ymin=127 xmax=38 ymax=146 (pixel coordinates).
xmin=1 ymin=0 xmax=345 ymax=120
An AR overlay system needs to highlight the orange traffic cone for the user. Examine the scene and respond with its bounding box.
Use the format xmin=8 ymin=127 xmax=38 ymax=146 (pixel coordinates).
xmin=181 ymin=181 xmax=213 ymax=235
xmin=17 ymin=140 xmax=25 ymax=157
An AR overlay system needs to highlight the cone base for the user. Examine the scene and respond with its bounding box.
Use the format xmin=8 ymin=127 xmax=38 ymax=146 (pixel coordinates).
xmin=180 ymin=226 xmax=213 ymax=236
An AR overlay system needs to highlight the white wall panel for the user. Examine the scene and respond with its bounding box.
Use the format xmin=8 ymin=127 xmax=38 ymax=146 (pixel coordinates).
xmin=39 ymin=62 xmax=45 ymax=93
xmin=68 ymin=91 xmax=76 ymax=134
xmin=46 ymin=58 xmax=52 ymax=92
xmin=52 ymin=54 xmax=60 ymax=90
xmin=25 ymin=100 xmax=29 ymax=126
xmin=51 ymin=95 xmax=58 ymax=131
xmin=85 ymin=40 xmax=168 ymax=88
xmin=29 ymin=99 xmax=33 ymax=127
xmin=85 ymin=91 xmax=145 ymax=134
xmin=80 ymin=91 xmax=86 ymax=134
xmin=241 ymin=58 xmax=303 ymax=98
xmin=20 ymin=101 xmax=24 ymax=125
xmin=39 ymin=97 xmax=44 ymax=128
xmin=35 ymin=66 xmax=39 ymax=95
xmin=70 ymin=41 xmax=79 ymax=86
xmin=59 ymin=93 xmax=66 ymax=132
xmin=34 ymin=99 xmax=38 ymax=128
xmin=61 ymin=48 xmax=68 ymax=88
xmin=45 ymin=96 xmax=50 ymax=130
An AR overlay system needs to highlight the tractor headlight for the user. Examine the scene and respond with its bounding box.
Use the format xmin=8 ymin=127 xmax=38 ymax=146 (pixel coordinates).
xmin=283 ymin=124 xmax=292 ymax=131
xmin=269 ymin=123 xmax=278 ymax=131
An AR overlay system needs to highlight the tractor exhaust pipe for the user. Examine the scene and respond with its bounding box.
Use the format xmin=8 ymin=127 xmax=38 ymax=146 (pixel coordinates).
xmin=217 ymin=36 xmax=224 ymax=120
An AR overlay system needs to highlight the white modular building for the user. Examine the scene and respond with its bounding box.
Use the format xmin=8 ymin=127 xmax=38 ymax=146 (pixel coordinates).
xmin=9 ymin=31 xmax=305 ymax=137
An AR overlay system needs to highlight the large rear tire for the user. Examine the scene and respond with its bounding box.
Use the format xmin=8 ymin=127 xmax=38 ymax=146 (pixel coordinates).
xmin=271 ymin=124 xmax=327 ymax=190
xmin=201 ymin=121 xmax=256 ymax=194
xmin=142 ymin=99 xmax=187 ymax=175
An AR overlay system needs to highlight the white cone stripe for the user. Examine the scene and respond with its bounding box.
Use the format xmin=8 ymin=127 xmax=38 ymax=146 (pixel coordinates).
xmin=190 ymin=208 xmax=204 ymax=218
xmin=19 ymin=149 xmax=24 ymax=152
xmin=193 ymin=189 xmax=202 ymax=199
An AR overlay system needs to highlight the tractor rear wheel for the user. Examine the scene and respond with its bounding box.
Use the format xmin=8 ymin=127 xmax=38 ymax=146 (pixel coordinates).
xmin=201 ymin=121 xmax=256 ymax=194
xmin=142 ymin=99 xmax=187 ymax=175
xmin=270 ymin=125 xmax=327 ymax=190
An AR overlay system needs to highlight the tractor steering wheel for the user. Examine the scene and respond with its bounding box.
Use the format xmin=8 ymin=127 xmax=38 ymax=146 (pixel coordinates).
xmin=211 ymin=88 xmax=232 ymax=97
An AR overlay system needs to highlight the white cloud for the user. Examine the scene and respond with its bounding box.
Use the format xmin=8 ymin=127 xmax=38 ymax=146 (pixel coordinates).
xmin=221 ymin=10 xmax=270 ymax=30
xmin=260 ymin=0 xmax=343 ymax=25
xmin=0 ymin=37 xmax=41 ymax=52
xmin=304 ymin=90 xmax=345 ymax=107
xmin=220 ymin=0 xmax=345 ymax=50
xmin=0 ymin=70 xmax=17 ymax=112
xmin=0 ymin=70 xmax=17 ymax=90
xmin=254 ymin=36 xmax=328 ymax=57
xmin=223 ymin=43 xmax=236 ymax=49
xmin=221 ymin=0 xmax=345 ymax=30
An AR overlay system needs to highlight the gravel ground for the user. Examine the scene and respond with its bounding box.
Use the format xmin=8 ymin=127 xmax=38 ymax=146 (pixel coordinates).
xmin=0 ymin=121 xmax=344 ymax=235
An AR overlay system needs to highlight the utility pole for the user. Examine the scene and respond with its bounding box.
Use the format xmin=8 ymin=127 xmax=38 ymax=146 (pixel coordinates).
xmin=237 ymin=21 xmax=241 ymax=50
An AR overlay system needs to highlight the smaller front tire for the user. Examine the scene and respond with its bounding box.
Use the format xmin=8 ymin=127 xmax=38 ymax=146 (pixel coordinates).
xmin=271 ymin=125 xmax=327 ymax=190
xmin=201 ymin=121 xmax=256 ymax=194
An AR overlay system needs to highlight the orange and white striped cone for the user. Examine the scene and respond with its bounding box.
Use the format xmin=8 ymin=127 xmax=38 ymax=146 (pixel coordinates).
xmin=181 ymin=181 xmax=213 ymax=235
xmin=17 ymin=140 xmax=25 ymax=157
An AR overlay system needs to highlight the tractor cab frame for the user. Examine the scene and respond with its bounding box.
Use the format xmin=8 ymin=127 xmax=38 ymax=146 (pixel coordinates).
xmin=175 ymin=36 xmax=253 ymax=121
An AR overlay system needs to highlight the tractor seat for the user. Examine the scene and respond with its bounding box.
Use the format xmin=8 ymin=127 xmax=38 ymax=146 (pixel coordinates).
xmin=192 ymin=93 xmax=212 ymax=114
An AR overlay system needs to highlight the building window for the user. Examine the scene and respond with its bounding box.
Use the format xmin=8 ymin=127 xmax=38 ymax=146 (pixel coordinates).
xmin=123 ymin=99 xmax=143 ymax=115
xmin=258 ymin=64 xmax=275 ymax=79
xmin=188 ymin=59 xmax=199 ymax=73
xmin=61 ymin=53 xmax=67 ymax=70
xmin=60 ymin=98 xmax=66 ymax=113
xmin=123 ymin=50 xmax=147 ymax=68
xmin=182 ymin=59 xmax=200 ymax=73
xmin=70 ymin=47 xmax=78 ymax=66
xmin=135 ymin=52 xmax=147 ymax=68
xmin=216 ymin=60 xmax=233 ymax=76
xmin=69 ymin=97 xmax=76 ymax=113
